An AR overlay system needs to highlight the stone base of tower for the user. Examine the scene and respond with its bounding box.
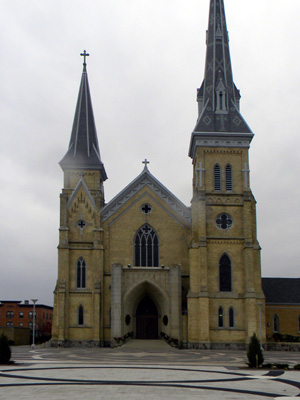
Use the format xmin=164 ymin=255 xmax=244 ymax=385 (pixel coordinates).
xmin=185 ymin=341 xmax=247 ymax=350
xmin=49 ymin=339 xmax=110 ymax=348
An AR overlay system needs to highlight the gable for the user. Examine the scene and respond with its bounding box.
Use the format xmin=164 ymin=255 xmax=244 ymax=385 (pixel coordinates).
xmin=101 ymin=168 xmax=191 ymax=225
xmin=67 ymin=177 xmax=96 ymax=210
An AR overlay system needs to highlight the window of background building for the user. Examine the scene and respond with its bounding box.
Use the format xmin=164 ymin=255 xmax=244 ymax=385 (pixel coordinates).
xmin=273 ymin=314 xmax=279 ymax=333
xmin=6 ymin=311 xmax=14 ymax=318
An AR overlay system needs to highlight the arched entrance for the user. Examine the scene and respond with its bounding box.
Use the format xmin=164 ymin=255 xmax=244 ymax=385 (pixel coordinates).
xmin=136 ymin=296 xmax=158 ymax=339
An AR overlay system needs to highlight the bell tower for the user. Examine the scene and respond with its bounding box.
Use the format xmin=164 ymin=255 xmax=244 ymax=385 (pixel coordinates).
xmin=188 ymin=0 xmax=265 ymax=348
xmin=52 ymin=52 xmax=107 ymax=345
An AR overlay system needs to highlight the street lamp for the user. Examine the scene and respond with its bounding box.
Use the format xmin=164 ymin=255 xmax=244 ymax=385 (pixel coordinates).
xmin=31 ymin=299 xmax=38 ymax=349
xmin=258 ymin=302 xmax=263 ymax=350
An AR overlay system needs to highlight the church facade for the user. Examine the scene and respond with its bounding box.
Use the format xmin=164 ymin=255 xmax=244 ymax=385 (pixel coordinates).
xmin=52 ymin=0 xmax=266 ymax=349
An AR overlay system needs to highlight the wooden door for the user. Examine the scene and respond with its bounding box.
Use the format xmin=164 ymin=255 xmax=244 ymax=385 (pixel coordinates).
xmin=136 ymin=296 xmax=158 ymax=339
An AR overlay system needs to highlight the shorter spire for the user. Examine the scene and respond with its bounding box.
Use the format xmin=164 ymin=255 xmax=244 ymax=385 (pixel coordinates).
xmin=60 ymin=52 xmax=107 ymax=181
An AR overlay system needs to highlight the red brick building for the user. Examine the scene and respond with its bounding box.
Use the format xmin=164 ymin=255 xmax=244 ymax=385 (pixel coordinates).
xmin=0 ymin=300 xmax=53 ymax=342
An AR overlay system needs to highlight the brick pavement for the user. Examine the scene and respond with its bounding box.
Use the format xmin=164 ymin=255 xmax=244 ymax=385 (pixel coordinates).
xmin=0 ymin=340 xmax=299 ymax=399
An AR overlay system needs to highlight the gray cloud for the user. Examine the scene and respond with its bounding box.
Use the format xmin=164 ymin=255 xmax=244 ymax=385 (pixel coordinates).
xmin=1 ymin=0 xmax=300 ymax=305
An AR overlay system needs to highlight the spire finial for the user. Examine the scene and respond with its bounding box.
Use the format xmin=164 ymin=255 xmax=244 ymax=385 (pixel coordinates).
xmin=142 ymin=159 xmax=150 ymax=170
xmin=80 ymin=50 xmax=89 ymax=71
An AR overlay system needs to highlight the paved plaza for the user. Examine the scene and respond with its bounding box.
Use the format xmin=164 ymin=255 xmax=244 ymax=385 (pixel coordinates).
xmin=0 ymin=340 xmax=300 ymax=399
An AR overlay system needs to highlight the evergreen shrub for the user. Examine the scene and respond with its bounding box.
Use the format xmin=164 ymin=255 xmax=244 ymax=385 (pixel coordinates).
xmin=0 ymin=334 xmax=11 ymax=364
xmin=247 ymin=333 xmax=264 ymax=368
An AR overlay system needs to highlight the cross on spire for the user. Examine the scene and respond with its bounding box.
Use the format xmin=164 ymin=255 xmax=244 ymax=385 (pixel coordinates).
xmin=142 ymin=159 xmax=150 ymax=170
xmin=80 ymin=50 xmax=89 ymax=70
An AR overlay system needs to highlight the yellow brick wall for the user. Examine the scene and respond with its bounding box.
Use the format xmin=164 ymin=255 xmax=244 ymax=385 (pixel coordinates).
xmin=265 ymin=305 xmax=300 ymax=338
xmin=103 ymin=187 xmax=191 ymax=273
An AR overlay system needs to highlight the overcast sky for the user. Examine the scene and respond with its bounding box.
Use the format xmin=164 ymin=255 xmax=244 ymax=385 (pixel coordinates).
xmin=1 ymin=0 xmax=300 ymax=306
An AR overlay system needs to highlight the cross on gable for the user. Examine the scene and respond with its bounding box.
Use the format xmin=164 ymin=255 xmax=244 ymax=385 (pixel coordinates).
xmin=142 ymin=159 xmax=150 ymax=170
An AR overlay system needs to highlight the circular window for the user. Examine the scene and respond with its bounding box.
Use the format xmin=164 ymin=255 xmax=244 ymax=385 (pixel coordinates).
xmin=216 ymin=214 xmax=233 ymax=230
xmin=141 ymin=204 xmax=152 ymax=214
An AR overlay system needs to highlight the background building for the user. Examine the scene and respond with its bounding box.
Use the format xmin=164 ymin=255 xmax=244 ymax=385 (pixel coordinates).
xmin=263 ymin=278 xmax=300 ymax=341
xmin=0 ymin=300 xmax=53 ymax=344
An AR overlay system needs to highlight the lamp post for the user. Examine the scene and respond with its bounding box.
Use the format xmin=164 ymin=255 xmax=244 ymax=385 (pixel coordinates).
xmin=31 ymin=299 xmax=38 ymax=349
xmin=258 ymin=302 xmax=263 ymax=350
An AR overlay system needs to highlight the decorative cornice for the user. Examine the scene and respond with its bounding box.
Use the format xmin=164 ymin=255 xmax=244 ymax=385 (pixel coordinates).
xmin=207 ymin=239 xmax=244 ymax=245
xmin=106 ymin=192 xmax=188 ymax=228
xmin=206 ymin=196 xmax=242 ymax=205
xmin=69 ymin=242 xmax=93 ymax=249
xmin=189 ymin=132 xmax=253 ymax=160
xmin=69 ymin=292 xmax=92 ymax=297
xmin=204 ymin=149 xmax=242 ymax=154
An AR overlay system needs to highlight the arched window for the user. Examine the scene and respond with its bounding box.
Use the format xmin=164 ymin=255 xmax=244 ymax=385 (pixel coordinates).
xmin=214 ymin=164 xmax=221 ymax=191
xmin=273 ymin=314 xmax=279 ymax=333
xmin=218 ymin=307 xmax=224 ymax=328
xmin=219 ymin=254 xmax=232 ymax=292
xmin=229 ymin=307 xmax=235 ymax=328
xmin=76 ymin=258 xmax=86 ymax=288
xmin=78 ymin=305 xmax=84 ymax=326
xmin=225 ymin=164 xmax=232 ymax=191
xmin=134 ymin=225 xmax=159 ymax=267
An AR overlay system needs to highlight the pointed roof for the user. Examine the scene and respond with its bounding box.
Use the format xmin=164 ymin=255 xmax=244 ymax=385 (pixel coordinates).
xmin=60 ymin=56 xmax=107 ymax=180
xmin=189 ymin=0 xmax=253 ymax=157
xmin=101 ymin=165 xmax=191 ymax=226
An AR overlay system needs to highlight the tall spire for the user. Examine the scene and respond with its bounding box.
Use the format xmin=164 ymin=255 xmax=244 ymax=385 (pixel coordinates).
xmin=60 ymin=52 xmax=107 ymax=181
xmin=191 ymin=0 xmax=252 ymax=138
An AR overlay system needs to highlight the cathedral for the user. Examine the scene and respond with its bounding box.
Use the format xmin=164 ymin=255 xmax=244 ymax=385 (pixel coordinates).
xmin=52 ymin=0 xmax=266 ymax=349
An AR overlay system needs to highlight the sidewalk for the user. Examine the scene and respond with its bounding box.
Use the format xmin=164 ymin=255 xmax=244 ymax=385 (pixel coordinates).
xmin=1 ymin=342 xmax=299 ymax=399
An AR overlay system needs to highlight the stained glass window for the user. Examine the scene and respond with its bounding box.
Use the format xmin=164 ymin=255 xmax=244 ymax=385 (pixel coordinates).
xmin=218 ymin=307 xmax=224 ymax=328
xmin=219 ymin=254 xmax=232 ymax=292
xmin=77 ymin=258 xmax=86 ymax=288
xmin=135 ymin=225 xmax=159 ymax=267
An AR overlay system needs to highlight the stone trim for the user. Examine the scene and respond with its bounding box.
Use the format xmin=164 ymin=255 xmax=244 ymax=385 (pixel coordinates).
xmin=101 ymin=169 xmax=191 ymax=225
xmin=107 ymin=192 xmax=187 ymax=229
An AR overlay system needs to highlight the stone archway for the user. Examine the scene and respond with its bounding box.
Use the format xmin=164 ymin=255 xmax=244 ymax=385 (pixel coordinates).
xmin=136 ymin=296 xmax=158 ymax=339
xmin=123 ymin=279 xmax=169 ymax=339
